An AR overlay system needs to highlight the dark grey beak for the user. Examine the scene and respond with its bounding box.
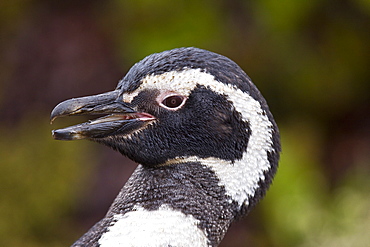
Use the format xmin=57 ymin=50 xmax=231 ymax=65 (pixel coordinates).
xmin=51 ymin=90 xmax=155 ymax=140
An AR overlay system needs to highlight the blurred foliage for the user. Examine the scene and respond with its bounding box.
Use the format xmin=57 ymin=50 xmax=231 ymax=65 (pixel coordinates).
xmin=0 ymin=0 xmax=369 ymax=246
xmin=98 ymin=0 xmax=228 ymax=64
xmin=0 ymin=116 xmax=95 ymax=246
xmin=261 ymin=123 xmax=370 ymax=247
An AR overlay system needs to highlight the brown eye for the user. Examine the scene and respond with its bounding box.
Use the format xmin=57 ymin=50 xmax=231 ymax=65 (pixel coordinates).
xmin=162 ymin=95 xmax=184 ymax=108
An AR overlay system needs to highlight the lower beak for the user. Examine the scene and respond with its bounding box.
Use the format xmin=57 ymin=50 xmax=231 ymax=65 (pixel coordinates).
xmin=50 ymin=90 xmax=155 ymax=140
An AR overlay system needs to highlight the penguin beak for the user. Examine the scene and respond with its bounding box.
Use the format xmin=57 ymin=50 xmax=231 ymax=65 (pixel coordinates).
xmin=50 ymin=90 xmax=155 ymax=140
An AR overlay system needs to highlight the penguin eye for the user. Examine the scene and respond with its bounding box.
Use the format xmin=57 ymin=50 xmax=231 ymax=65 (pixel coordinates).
xmin=161 ymin=95 xmax=185 ymax=109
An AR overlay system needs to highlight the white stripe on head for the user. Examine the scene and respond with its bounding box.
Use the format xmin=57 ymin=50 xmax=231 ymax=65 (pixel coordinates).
xmin=99 ymin=205 xmax=209 ymax=247
xmin=123 ymin=69 xmax=274 ymax=206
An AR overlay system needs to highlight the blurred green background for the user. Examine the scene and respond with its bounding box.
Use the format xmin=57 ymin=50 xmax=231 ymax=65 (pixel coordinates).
xmin=0 ymin=0 xmax=369 ymax=246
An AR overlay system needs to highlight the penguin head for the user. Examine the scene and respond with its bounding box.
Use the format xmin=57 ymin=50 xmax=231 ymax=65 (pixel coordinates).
xmin=51 ymin=47 xmax=280 ymax=209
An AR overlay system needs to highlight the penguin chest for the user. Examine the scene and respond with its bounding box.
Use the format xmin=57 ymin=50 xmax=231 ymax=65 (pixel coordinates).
xmin=99 ymin=205 xmax=209 ymax=247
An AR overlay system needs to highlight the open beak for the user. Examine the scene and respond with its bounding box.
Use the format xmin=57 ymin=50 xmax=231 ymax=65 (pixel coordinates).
xmin=51 ymin=90 xmax=155 ymax=140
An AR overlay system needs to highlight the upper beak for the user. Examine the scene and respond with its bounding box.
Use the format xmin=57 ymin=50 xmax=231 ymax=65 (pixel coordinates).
xmin=51 ymin=90 xmax=155 ymax=140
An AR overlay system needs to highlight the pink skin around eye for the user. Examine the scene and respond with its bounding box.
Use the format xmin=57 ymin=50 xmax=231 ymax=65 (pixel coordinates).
xmin=157 ymin=91 xmax=187 ymax=110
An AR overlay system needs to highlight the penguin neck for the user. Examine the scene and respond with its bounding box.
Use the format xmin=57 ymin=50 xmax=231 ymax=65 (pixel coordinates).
xmin=103 ymin=162 xmax=240 ymax=247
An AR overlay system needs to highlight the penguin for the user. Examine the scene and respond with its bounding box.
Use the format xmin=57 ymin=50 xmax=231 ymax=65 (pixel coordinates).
xmin=51 ymin=47 xmax=280 ymax=247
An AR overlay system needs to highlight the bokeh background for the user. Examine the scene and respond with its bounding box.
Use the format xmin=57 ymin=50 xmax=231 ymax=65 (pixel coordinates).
xmin=1 ymin=0 xmax=369 ymax=246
